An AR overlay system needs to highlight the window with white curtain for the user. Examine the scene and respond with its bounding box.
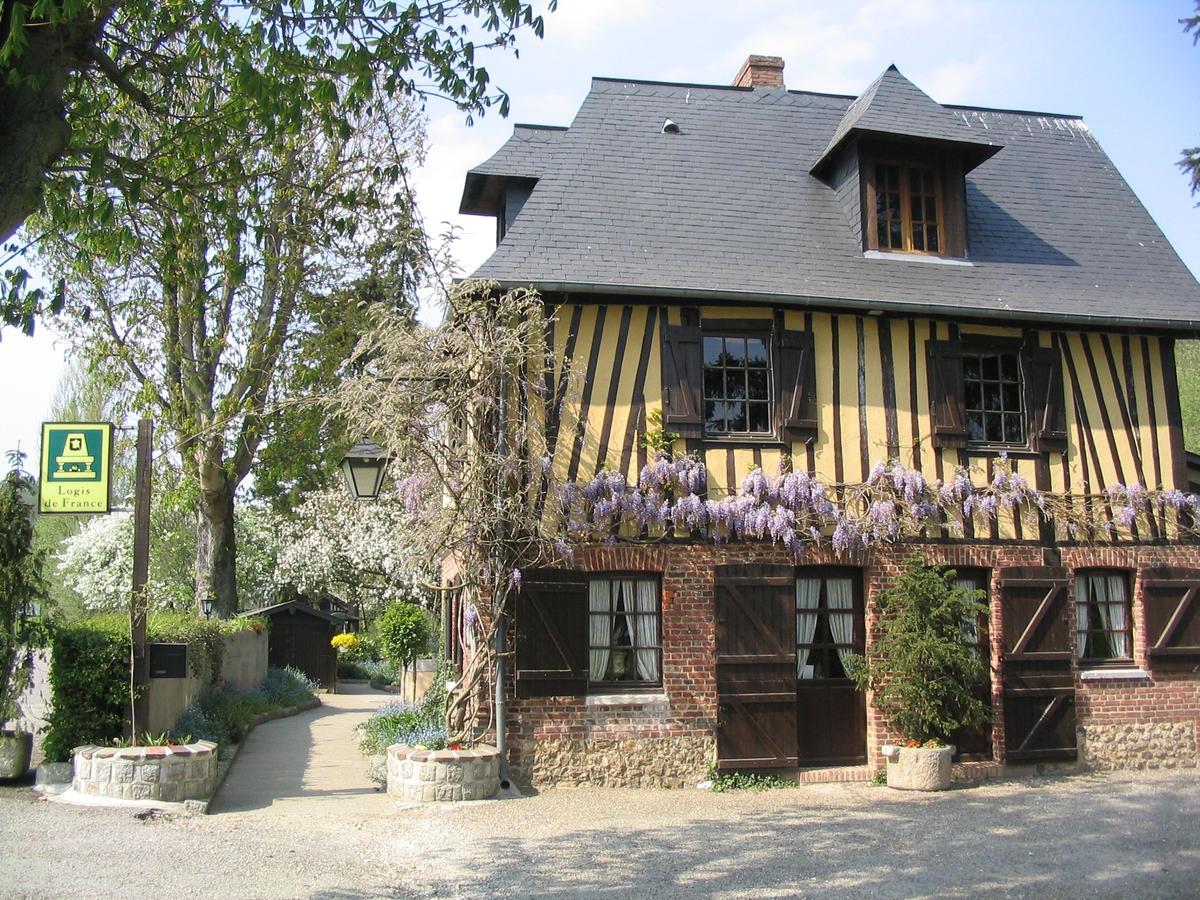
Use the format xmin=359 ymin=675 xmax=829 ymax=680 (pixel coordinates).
xmin=588 ymin=577 xmax=662 ymax=687
xmin=795 ymin=572 xmax=859 ymax=680
xmin=1075 ymin=571 xmax=1132 ymax=663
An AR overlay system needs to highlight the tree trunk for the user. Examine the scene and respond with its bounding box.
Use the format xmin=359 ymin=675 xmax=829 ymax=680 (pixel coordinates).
xmin=195 ymin=476 xmax=239 ymax=619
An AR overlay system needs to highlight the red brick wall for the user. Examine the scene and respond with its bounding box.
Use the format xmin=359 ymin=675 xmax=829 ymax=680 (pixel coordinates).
xmin=504 ymin=540 xmax=1200 ymax=780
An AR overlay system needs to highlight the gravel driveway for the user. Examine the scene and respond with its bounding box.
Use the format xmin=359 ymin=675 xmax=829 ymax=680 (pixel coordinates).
xmin=1 ymin=769 xmax=1197 ymax=898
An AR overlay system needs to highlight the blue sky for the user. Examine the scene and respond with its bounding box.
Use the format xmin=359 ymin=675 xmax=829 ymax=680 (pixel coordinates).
xmin=2 ymin=0 xmax=1198 ymax=462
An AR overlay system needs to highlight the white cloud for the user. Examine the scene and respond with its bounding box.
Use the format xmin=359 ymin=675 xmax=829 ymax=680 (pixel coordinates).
xmin=547 ymin=0 xmax=652 ymax=45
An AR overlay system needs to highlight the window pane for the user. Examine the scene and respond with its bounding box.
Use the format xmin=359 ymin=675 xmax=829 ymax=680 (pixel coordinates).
xmin=727 ymin=402 xmax=747 ymax=432
xmin=704 ymin=367 xmax=723 ymax=399
xmin=965 ymin=380 xmax=982 ymax=410
xmin=1000 ymin=353 xmax=1018 ymax=381
xmin=749 ymin=402 xmax=770 ymax=433
xmin=967 ymin=412 xmax=985 ymax=442
xmin=1003 ymin=414 xmax=1023 ymax=443
xmin=927 ymin=228 xmax=939 ymax=253
xmin=986 ymin=414 xmax=1003 ymax=443
xmin=1002 ymin=382 xmax=1020 ymax=411
xmin=911 ymin=225 xmax=925 ymax=252
xmin=705 ymin=401 xmax=725 ymax=433
xmin=982 ymin=355 xmax=999 ymax=380
xmin=725 ymin=370 xmax=746 ymax=400
xmin=963 ymin=355 xmax=980 ymax=380
xmin=747 ymin=368 xmax=769 ymax=400
xmin=911 ymin=194 xmax=924 ymax=222
xmin=877 ymin=219 xmax=888 ymax=247
xmin=889 ymin=219 xmax=902 ymax=247
xmin=704 ymin=336 xmax=723 ymax=366
xmin=726 ymin=338 xmax=747 ymax=366
xmin=985 ymin=383 xmax=1001 ymax=411
xmin=746 ymin=338 xmax=768 ymax=367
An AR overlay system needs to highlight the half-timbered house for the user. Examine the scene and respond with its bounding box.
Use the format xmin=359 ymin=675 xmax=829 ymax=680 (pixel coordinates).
xmin=456 ymin=57 xmax=1200 ymax=786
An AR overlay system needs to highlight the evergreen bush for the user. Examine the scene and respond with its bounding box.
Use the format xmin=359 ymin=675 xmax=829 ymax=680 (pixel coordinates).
xmin=847 ymin=553 xmax=990 ymax=744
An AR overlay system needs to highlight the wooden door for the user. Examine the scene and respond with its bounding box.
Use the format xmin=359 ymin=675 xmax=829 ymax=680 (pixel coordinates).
xmin=795 ymin=569 xmax=867 ymax=766
xmin=714 ymin=564 xmax=798 ymax=770
xmin=999 ymin=567 xmax=1077 ymax=762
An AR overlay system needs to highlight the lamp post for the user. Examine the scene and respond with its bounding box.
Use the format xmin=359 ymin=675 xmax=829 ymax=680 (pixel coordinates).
xmin=200 ymin=596 xmax=214 ymax=621
xmin=338 ymin=439 xmax=392 ymax=500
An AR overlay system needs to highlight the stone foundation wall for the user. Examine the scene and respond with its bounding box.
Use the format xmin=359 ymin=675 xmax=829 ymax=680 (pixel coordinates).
xmin=387 ymin=745 xmax=500 ymax=802
xmin=73 ymin=741 xmax=217 ymax=802
xmin=1079 ymin=721 xmax=1198 ymax=770
xmin=522 ymin=734 xmax=715 ymax=788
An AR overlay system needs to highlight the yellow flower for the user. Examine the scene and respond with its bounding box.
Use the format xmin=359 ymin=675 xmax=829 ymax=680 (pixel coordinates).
xmin=331 ymin=633 xmax=359 ymax=652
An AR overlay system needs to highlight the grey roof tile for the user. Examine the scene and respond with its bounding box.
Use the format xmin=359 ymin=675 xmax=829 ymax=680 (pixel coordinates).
xmin=462 ymin=72 xmax=1200 ymax=329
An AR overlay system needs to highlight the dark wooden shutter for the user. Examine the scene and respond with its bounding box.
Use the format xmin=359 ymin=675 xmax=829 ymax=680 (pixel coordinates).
xmin=1025 ymin=345 xmax=1068 ymax=453
xmin=998 ymin=567 xmax=1077 ymax=762
xmin=778 ymin=329 xmax=817 ymax=443
xmin=1141 ymin=568 xmax=1200 ymax=667
xmin=514 ymin=569 xmax=588 ymax=698
xmin=662 ymin=319 xmax=703 ymax=439
xmin=714 ymin=564 xmax=799 ymax=770
xmin=927 ymin=339 xmax=968 ymax=448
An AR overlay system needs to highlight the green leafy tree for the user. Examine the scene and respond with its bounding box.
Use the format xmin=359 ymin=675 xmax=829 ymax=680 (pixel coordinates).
xmin=847 ymin=554 xmax=989 ymax=744
xmin=0 ymin=460 xmax=47 ymax=728
xmin=376 ymin=601 xmax=431 ymax=687
xmin=0 ymin=0 xmax=556 ymax=335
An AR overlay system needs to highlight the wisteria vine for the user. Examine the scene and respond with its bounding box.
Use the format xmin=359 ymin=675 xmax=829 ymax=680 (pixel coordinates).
xmin=554 ymin=452 xmax=1200 ymax=558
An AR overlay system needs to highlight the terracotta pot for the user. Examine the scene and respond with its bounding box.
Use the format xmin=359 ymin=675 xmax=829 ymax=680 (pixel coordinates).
xmin=881 ymin=743 xmax=954 ymax=791
xmin=0 ymin=730 xmax=33 ymax=780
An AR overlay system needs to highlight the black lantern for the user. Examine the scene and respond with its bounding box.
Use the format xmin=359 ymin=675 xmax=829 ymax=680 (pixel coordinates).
xmin=339 ymin=439 xmax=392 ymax=500
xmin=200 ymin=596 xmax=214 ymax=620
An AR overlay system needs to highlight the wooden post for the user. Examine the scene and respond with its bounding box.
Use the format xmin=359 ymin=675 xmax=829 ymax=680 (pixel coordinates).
xmin=129 ymin=418 xmax=153 ymax=738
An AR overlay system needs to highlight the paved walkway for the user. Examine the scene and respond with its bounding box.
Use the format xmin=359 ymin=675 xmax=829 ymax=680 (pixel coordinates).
xmin=208 ymin=682 xmax=396 ymax=818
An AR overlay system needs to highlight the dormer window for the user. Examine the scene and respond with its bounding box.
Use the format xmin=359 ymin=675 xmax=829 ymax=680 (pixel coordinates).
xmin=871 ymin=163 xmax=942 ymax=254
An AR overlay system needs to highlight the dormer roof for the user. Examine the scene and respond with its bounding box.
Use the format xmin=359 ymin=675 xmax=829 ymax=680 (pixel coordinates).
xmin=810 ymin=64 xmax=1002 ymax=176
xmin=459 ymin=124 xmax=567 ymax=215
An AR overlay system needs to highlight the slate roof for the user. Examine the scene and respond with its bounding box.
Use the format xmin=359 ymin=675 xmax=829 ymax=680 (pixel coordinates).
xmin=811 ymin=65 xmax=1000 ymax=175
xmin=460 ymin=124 xmax=567 ymax=215
xmin=462 ymin=68 xmax=1200 ymax=331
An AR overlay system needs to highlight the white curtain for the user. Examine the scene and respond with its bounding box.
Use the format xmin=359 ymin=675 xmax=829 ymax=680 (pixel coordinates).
xmin=589 ymin=580 xmax=612 ymax=681
xmin=826 ymin=578 xmax=855 ymax=673
xmin=1098 ymin=575 xmax=1130 ymax=659
xmin=633 ymin=579 xmax=660 ymax=681
xmin=1074 ymin=577 xmax=1090 ymax=657
xmin=795 ymin=578 xmax=820 ymax=677
xmin=954 ymin=577 xmax=981 ymax=648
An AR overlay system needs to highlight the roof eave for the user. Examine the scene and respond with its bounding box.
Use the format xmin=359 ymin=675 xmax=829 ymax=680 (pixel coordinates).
xmin=484 ymin=278 xmax=1200 ymax=334
xmin=811 ymin=127 xmax=1003 ymax=177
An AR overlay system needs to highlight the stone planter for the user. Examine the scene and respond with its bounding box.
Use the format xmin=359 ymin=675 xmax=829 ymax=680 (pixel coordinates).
xmin=73 ymin=741 xmax=217 ymax=802
xmin=881 ymin=744 xmax=954 ymax=791
xmin=0 ymin=730 xmax=32 ymax=780
xmin=386 ymin=744 xmax=501 ymax=803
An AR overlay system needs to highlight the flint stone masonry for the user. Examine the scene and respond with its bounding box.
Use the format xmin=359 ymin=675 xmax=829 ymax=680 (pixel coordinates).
xmin=1079 ymin=721 xmax=1199 ymax=770
xmin=386 ymin=745 xmax=500 ymax=803
xmin=73 ymin=741 xmax=217 ymax=803
xmin=525 ymin=735 xmax=715 ymax=788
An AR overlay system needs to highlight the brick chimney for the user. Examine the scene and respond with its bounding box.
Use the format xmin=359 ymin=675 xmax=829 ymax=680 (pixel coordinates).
xmin=732 ymin=55 xmax=785 ymax=89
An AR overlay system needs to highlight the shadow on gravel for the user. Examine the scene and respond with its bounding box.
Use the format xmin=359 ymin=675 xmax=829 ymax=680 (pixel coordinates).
xmin=387 ymin=774 xmax=1200 ymax=899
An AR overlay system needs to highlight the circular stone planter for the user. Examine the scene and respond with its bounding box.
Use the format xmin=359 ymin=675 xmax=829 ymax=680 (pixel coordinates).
xmin=0 ymin=730 xmax=32 ymax=780
xmin=881 ymin=744 xmax=954 ymax=791
xmin=386 ymin=744 xmax=501 ymax=803
xmin=73 ymin=741 xmax=217 ymax=803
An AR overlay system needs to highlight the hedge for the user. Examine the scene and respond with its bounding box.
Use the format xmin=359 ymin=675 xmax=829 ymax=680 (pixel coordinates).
xmin=41 ymin=613 xmax=268 ymax=762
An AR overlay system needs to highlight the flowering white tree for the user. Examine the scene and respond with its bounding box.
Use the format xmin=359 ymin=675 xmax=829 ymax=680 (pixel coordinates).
xmin=273 ymin=486 xmax=434 ymax=621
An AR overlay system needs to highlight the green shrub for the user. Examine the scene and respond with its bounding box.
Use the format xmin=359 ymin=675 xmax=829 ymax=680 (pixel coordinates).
xmin=172 ymin=667 xmax=316 ymax=748
xmin=376 ymin=603 xmax=429 ymax=672
xmin=0 ymin=467 xmax=47 ymax=728
xmin=846 ymin=554 xmax=990 ymax=744
xmin=706 ymin=766 xmax=795 ymax=792
xmin=42 ymin=617 xmax=131 ymax=762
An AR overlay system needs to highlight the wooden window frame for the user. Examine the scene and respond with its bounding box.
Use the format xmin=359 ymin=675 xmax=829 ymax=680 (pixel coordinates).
xmin=586 ymin=573 xmax=664 ymax=693
xmin=865 ymin=160 xmax=946 ymax=256
xmin=701 ymin=321 xmax=776 ymax=441
xmin=794 ymin=567 xmax=864 ymax=683
xmin=1074 ymin=569 xmax=1134 ymax=667
xmin=962 ymin=346 xmax=1028 ymax=449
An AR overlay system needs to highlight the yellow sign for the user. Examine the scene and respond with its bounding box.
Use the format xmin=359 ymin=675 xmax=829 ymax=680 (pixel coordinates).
xmin=39 ymin=422 xmax=114 ymax=514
